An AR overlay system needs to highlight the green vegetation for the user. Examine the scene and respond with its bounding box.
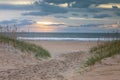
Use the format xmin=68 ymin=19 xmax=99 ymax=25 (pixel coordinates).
xmin=85 ymin=40 xmax=120 ymax=67
xmin=0 ymin=34 xmax=51 ymax=58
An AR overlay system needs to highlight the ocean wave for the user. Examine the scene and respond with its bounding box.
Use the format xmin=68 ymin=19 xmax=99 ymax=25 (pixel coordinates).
xmin=17 ymin=37 xmax=119 ymax=41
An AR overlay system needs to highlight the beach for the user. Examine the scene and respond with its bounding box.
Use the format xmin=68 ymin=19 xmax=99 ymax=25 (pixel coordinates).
xmin=0 ymin=40 xmax=120 ymax=80
xmin=28 ymin=40 xmax=98 ymax=57
xmin=0 ymin=0 xmax=120 ymax=79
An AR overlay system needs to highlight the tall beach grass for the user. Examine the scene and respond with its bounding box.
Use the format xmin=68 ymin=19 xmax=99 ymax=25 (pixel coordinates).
xmin=0 ymin=34 xmax=51 ymax=58
xmin=85 ymin=40 xmax=120 ymax=67
xmin=0 ymin=25 xmax=51 ymax=58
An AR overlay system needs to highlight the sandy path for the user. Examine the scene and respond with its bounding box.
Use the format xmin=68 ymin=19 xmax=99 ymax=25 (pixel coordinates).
xmin=0 ymin=52 xmax=88 ymax=80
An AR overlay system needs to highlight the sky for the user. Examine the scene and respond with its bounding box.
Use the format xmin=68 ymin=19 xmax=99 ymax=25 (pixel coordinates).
xmin=0 ymin=0 xmax=120 ymax=33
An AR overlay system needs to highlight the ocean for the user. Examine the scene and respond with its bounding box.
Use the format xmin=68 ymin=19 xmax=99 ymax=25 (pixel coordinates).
xmin=14 ymin=32 xmax=120 ymax=41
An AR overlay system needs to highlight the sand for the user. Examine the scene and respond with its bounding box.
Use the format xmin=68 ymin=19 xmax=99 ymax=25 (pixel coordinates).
xmin=0 ymin=43 xmax=40 ymax=71
xmin=0 ymin=40 xmax=120 ymax=80
xmin=28 ymin=40 xmax=98 ymax=57
xmin=68 ymin=54 xmax=120 ymax=80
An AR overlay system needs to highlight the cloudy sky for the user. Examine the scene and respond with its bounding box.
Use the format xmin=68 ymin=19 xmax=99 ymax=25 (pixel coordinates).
xmin=0 ymin=0 xmax=120 ymax=32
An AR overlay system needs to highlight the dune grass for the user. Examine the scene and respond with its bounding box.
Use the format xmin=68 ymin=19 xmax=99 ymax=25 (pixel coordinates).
xmin=0 ymin=34 xmax=51 ymax=58
xmin=85 ymin=40 xmax=120 ymax=67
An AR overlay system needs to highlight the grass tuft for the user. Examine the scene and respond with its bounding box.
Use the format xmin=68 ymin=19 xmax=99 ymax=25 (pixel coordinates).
xmin=0 ymin=35 xmax=51 ymax=58
xmin=85 ymin=40 xmax=120 ymax=67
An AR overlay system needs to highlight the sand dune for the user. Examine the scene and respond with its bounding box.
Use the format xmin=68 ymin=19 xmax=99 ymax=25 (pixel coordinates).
xmin=68 ymin=54 xmax=120 ymax=80
xmin=0 ymin=41 xmax=119 ymax=80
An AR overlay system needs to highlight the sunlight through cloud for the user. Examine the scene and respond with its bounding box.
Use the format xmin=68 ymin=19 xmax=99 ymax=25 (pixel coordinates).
xmin=0 ymin=0 xmax=34 ymax=5
xmin=36 ymin=21 xmax=65 ymax=26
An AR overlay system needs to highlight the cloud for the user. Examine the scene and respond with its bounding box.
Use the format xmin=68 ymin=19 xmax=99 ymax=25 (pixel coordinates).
xmin=96 ymin=3 xmax=120 ymax=9
xmin=115 ymin=12 xmax=120 ymax=16
xmin=72 ymin=13 xmax=79 ymax=16
xmin=0 ymin=0 xmax=120 ymax=24
xmin=38 ymin=2 xmax=68 ymax=13
xmin=84 ymin=8 xmax=101 ymax=13
xmin=112 ymin=6 xmax=119 ymax=9
xmin=54 ymin=16 xmax=68 ymax=18
xmin=3 ymin=0 xmax=118 ymax=18
xmin=0 ymin=19 xmax=17 ymax=24
xmin=0 ymin=0 xmax=34 ymax=5
xmin=46 ymin=23 xmax=66 ymax=26
xmin=0 ymin=19 xmax=35 ymax=26
xmin=80 ymin=24 xmax=103 ymax=27
xmin=0 ymin=4 xmax=37 ymax=10
xmin=22 ymin=11 xmax=49 ymax=16
xmin=83 ymin=14 xmax=88 ymax=17
xmin=18 ymin=19 xmax=35 ymax=26
xmin=93 ymin=14 xmax=111 ymax=18
xmin=43 ymin=0 xmax=120 ymax=8
xmin=23 ymin=2 xmax=68 ymax=16
xmin=68 ymin=23 xmax=103 ymax=27
xmin=68 ymin=17 xmax=108 ymax=20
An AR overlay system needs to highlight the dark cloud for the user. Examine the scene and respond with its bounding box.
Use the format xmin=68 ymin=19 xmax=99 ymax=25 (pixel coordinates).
xmin=115 ymin=12 xmax=120 ymax=16
xmin=39 ymin=3 xmax=68 ymax=14
xmin=0 ymin=19 xmax=17 ymax=24
xmin=43 ymin=0 xmax=120 ymax=8
xmin=93 ymin=14 xmax=111 ymax=18
xmin=84 ymin=8 xmax=101 ymax=13
xmin=72 ymin=13 xmax=79 ymax=16
xmin=72 ymin=8 xmax=103 ymax=13
xmin=112 ymin=6 xmax=118 ymax=9
xmin=83 ymin=14 xmax=88 ymax=17
xmin=0 ymin=19 xmax=35 ymax=26
xmin=68 ymin=6 xmax=120 ymax=15
xmin=68 ymin=24 xmax=103 ymax=27
xmin=23 ymin=2 xmax=68 ymax=16
xmin=2 ymin=0 xmax=118 ymax=17
xmin=54 ymin=16 xmax=68 ymax=18
xmin=80 ymin=24 xmax=103 ymax=27
xmin=18 ymin=20 xmax=35 ymax=26
xmin=0 ymin=4 xmax=37 ymax=10
xmin=46 ymin=24 xmax=65 ymax=26
xmin=0 ymin=0 xmax=119 ymax=20
xmin=22 ymin=11 xmax=49 ymax=16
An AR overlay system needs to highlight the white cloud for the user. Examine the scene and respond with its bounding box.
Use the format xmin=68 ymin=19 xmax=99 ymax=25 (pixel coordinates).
xmin=96 ymin=3 xmax=120 ymax=9
xmin=49 ymin=3 xmax=68 ymax=8
xmin=0 ymin=0 xmax=34 ymax=5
